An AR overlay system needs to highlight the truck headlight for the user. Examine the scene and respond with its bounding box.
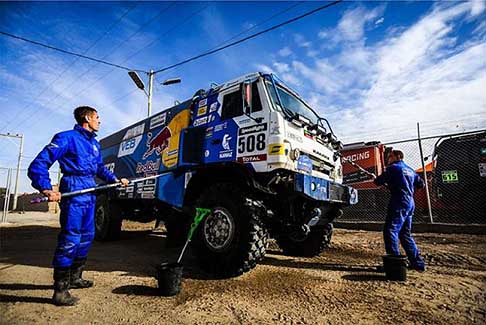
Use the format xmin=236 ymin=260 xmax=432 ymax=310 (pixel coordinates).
xmin=290 ymin=148 xmax=300 ymax=161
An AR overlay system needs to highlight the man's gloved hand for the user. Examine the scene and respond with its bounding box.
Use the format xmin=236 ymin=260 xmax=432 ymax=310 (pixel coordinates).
xmin=42 ymin=189 xmax=61 ymax=202
xmin=116 ymin=178 xmax=129 ymax=187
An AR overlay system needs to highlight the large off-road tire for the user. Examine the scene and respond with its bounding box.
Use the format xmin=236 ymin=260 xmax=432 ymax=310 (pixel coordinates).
xmin=95 ymin=195 xmax=122 ymax=241
xmin=193 ymin=183 xmax=268 ymax=277
xmin=277 ymin=223 xmax=333 ymax=257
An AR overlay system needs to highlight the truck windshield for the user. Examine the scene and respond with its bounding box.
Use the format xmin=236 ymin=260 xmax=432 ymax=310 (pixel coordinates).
xmin=265 ymin=79 xmax=319 ymax=124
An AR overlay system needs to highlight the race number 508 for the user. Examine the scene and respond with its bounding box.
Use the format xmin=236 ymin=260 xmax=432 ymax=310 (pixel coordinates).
xmin=238 ymin=134 xmax=265 ymax=153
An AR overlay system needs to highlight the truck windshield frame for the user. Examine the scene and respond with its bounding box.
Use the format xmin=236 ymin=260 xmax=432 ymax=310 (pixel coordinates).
xmin=264 ymin=74 xmax=319 ymax=125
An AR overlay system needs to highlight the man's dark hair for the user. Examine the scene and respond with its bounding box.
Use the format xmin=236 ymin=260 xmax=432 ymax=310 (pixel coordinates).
xmin=391 ymin=149 xmax=404 ymax=160
xmin=74 ymin=106 xmax=97 ymax=125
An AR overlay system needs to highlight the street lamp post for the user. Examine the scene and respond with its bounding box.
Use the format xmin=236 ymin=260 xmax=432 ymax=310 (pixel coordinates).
xmin=128 ymin=70 xmax=181 ymax=117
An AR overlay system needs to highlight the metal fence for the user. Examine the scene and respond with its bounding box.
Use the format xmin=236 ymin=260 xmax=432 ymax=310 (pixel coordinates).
xmin=1 ymin=167 xmax=61 ymax=220
xmin=341 ymin=129 xmax=486 ymax=225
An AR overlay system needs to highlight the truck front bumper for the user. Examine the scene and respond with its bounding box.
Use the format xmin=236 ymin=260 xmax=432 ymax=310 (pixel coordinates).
xmin=294 ymin=173 xmax=358 ymax=205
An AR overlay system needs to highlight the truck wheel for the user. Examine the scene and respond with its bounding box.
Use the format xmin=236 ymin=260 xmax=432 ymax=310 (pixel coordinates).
xmin=193 ymin=183 xmax=268 ymax=277
xmin=277 ymin=223 xmax=333 ymax=257
xmin=95 ymin=195 xmax=122 ymax=241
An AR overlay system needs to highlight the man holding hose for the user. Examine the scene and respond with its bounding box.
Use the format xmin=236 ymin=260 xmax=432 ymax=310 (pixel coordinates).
xmin=28 ymin=106 xmax=129 ymax=306
xmin=373 ymin=149 xmax=426 ymax=272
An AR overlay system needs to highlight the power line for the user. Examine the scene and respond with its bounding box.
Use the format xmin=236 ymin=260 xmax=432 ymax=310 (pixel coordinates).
xmin=0 ymin=30 xmax=144 ymax=73
xmin=0 ymin=5 xmax=138 ymax=134
xmin=34 ymin=2 xmax=208 ymax=118
xmin=8 ymin=2 xmax=176 ymax=134
xmin=153 ymin=0 xmax=343 ymax=74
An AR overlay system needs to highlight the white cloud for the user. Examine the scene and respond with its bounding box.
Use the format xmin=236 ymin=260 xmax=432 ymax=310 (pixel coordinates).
xmin=254 ymin=2 xmax=486 ymax=144
xmin=375 ymin=17 xmax=384 ymax=26
xmin=278 ymin=46 xmax=293 ymax=57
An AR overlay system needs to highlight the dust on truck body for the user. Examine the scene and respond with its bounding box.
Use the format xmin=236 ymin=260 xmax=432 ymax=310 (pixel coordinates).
xmin=97 ymin=72 xmax=358 ymax=277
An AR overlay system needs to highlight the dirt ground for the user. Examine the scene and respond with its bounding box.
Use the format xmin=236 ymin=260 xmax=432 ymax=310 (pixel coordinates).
xmin=1 ymin=212 xmax=485 ymax=325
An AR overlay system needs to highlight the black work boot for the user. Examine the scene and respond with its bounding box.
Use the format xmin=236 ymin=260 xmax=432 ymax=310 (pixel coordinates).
xmin=53 ymin=267 xmax=79 ymax=306
xmin=70 ymin=258 xmax=94 ymax=289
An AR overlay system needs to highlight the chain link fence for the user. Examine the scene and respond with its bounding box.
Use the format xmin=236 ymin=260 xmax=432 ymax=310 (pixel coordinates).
xmin=341 ymin=129 xmax=486 ymax=225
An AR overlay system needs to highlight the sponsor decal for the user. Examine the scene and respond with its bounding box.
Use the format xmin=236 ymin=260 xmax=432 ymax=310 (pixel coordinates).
xmin=209 ymin=102 xmax=218 ymax=112
xmin=206 ymin=127 xmax=214 ymax=138
xmin=441 ymin=170 xmax=458 ymax=183
xmin=167 ymin=149 xmax=178 ymax=156
xmin=118 ymin=135 xmax=142 ymax=158
xmin=344 ymin=151 xmax=370 ymax=162
xmin=209 ymin=114 xmax=216 ymax=122
xmin=287 ymin=132 xmax=303 ymax=143
xmin=313 ymin=149 xmax=328 ymax=159
xmin=219 ymin=150 xmax=233 ymax=159
xmin=136 ymin=158 xmax=161 ymax=174
xmin=479 ymin=163 xmax=486 ymax=177
xmin=194 ymin=116 xmax=208 ymax=126
xmin=142 ymin=185 xmax=155 ymax=192
xmin=104 ymin=163 xmax=115 ymax=173
xmin=222 ymin=134 xmax=232 ymax=150
xmin=297 ymin=155 xmax=313 ymax=173
xmin=142 ymin=127 xmax=172 ymax=159
xmin=150 ymin=113 xmax=167 ymax=129
xmin=199 ymin=98 xmax=207 ymax=107
xmin=123 ymin=123 xmax=145 ymax=140
xmin=197 ymin=106 xmax=207 ymax=116
xmin=204 ymin=150 xmax=210 ymax=157
xmin=239 ymin=123 xmax=267 ymax=136
xmin=304 ymin=130 xmax=314 ymax=140
xmin=92 ymin=144 xmax=99 ymax=156
xmin=237 ymin=154 xmax=267 ymax=163
xmin=214 ymin=121 xmax=228 ymax=132
xmin=162 ymin=109 xmax=191 ymax=168
xmin=239 ymin=119 xmax=252 ymax=125
xmin=268 ymin=143 xmax=284 ymax=155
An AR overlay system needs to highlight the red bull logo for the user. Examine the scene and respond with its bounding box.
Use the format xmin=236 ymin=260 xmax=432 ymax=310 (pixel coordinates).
xmin=143 ymin=127 xmax=172 ymax=159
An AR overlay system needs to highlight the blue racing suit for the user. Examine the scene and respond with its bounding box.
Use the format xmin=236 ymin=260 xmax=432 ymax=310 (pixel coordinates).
xmin=28 ymin=124 xmax=117 ymax=268
xmin=374 ymin=160 xmax=425 ymax=268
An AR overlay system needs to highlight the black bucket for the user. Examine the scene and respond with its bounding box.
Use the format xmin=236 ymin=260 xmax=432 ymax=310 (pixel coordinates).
xmin=156 ymin=262 xmax=183 ymax=296
xmin=382 ymin=255 xmax=407 ymax=281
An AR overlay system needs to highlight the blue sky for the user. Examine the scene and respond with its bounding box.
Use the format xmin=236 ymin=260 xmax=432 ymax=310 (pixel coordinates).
xmin=0 ymin=1 xmax=485 ymax=192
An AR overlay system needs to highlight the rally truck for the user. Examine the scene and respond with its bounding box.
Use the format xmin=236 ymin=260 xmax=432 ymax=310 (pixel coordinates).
xmin=96 ymin=72 xmax=358 ymax=277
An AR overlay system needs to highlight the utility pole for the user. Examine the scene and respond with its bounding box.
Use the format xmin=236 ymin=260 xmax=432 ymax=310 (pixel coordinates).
xmin=0 ymin=133 xmax=23 ymax=211
xmin=147 ymin=70 xmax=154 ymax=117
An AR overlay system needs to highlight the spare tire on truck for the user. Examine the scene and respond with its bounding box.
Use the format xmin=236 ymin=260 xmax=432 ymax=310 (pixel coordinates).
xmin=192 ymin=183 xmax=268 ymax=277
xmin=276 ymin=223 xmax=333 ymax=257
xmin=95 ymin=195 xmax=123 ymax=241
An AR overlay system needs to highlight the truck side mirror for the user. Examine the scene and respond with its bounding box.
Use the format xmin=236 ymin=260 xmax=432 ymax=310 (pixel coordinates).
xmin=242 ymin=81 xmax=252 ymax=115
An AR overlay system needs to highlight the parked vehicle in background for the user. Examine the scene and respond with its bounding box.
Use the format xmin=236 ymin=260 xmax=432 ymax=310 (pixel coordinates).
xmin=340 ymin=130 xmax=486 ymax=224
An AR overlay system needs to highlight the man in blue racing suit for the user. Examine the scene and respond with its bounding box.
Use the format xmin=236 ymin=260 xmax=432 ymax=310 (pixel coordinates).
xmin=373 ymin=149 xmax=426 ymax=272
xmin=28 ymin=106 xmax=129 ymax=306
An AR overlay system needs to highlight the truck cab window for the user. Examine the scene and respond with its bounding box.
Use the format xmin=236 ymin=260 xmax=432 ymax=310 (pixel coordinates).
xmin=221 ymin=89 xmax=243 ymax=120
xmin=249 ymin=82 xmax=262 ymax=114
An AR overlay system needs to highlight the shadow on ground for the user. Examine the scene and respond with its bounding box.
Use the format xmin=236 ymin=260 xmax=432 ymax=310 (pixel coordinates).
xmin=0 ymin=225 xmax=198 ymax=278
